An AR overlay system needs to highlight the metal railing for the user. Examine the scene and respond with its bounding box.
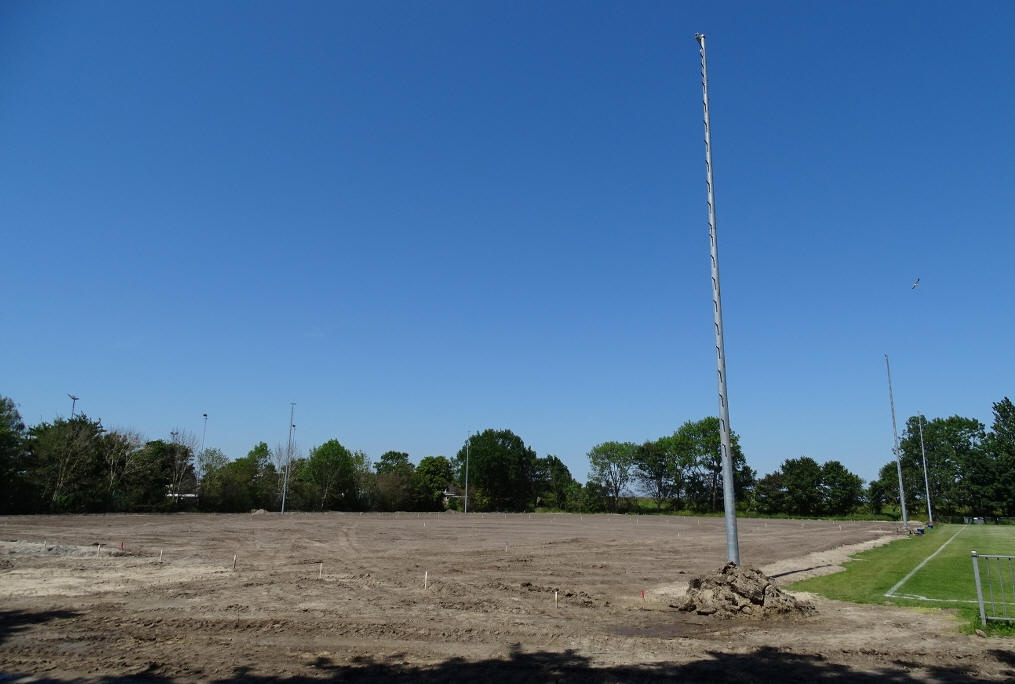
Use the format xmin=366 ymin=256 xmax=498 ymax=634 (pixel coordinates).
xmin=971 ymin=551 xmax=1015 ymax=625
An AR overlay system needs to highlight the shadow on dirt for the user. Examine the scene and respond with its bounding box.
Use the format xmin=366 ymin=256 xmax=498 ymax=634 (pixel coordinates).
xmin=768 ymin=564 xmax=834 ymax=579
xmin=3 ymin=642 xmax=1006 ymax=683
xmin=0 ymin=609 xmax=79 ymax=646
xmin=989 ymin=647 xmax=1015 ymax=673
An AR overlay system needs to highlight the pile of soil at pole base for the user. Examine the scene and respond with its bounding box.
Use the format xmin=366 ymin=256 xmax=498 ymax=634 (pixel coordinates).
xmin=672 ymin=562 xmax=815 ymax=620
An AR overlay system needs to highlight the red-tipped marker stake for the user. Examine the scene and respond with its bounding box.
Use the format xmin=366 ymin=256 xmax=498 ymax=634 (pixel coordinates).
xmin=641 ymin=590 xmax=645 ymax=601
xmin=120 ymin=541 xmax=124 ymax=551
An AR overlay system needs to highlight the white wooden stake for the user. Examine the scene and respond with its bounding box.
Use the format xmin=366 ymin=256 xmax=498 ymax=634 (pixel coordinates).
xmin=554 ymin=590 xmax=558 ymax=608
xmin=318 ymin=562 xmax=323 ymax=579
xmin=159 ymin=548 xmax=164 ymax=563
xmin=232 ymin=554 xmax=237 ymax=570
xmin=424 ymin=571 xmax=428 ymax=590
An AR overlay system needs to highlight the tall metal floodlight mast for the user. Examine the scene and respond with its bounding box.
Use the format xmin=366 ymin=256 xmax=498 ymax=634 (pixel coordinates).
xmin=696 ymin=33 xmax=740 ymax=564
xmin=464 ymin=435 xmax=471 ymax=515
xmin=281 ymin=402 xmax=296 ymax=514
xmin=918 ymin=415 xmax=933 ymax=525
xmin=884 ymin=355 xmax=909 ymax=529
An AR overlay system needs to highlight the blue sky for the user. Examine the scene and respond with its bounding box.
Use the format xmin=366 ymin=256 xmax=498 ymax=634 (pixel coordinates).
xmin=2 ymin=1 xmax=1013 ymax=484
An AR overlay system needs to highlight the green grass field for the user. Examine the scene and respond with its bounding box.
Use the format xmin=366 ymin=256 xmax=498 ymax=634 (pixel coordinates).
xmin=789 ymin=524 xmax=1015 ymax=634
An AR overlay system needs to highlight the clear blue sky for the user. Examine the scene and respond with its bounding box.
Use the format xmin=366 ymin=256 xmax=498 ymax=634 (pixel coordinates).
xmin=2 ymin=1 xmax=1013 ymax=485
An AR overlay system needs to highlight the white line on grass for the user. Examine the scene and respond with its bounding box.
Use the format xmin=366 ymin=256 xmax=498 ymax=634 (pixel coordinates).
xmin=888 ymin=592 xmax=1015 ymax=605
xmin=884 ymin=526 xmax=967 ymax=599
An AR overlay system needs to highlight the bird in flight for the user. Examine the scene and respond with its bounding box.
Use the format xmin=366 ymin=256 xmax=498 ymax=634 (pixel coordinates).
xmin=912 ymin=277 xmax=920 ymax=290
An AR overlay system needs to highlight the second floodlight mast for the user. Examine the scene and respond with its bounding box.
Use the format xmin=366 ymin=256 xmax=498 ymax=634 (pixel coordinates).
xmin=918 ymin=415 xmax=933 ymax=526
xmin=281 ymin=402 xmax=296 ymax=514
xmin=696 ymin=33 xmax=740 ymax=565
xmin=884 ymin=355 xmax=909 ymax=529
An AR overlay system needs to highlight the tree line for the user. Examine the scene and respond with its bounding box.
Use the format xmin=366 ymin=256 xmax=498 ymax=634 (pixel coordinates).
xmin=867 ymin=398 xmax=1015 ymax=518
xmin=2 ymin=392 xmax=1011 ymax=518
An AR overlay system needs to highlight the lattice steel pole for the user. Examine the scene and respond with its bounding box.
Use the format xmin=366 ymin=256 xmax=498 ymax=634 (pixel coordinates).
xmin=884 ymin=355 xmax=908 ymax=529
xmin=696 ymin=33 xmax=740 ymax=564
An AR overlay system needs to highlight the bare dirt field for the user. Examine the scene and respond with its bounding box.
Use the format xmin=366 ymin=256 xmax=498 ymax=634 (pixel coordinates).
xmin=1 ymin=513 xmax=1012 ymax=682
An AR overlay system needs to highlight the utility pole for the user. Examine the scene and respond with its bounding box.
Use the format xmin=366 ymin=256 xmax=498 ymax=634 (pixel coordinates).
xmin=696 ymin=32 xmax=740 ymax=564
xmin=464 ymin=434 xmax=470 ymax=515
xmin=281 ymin=402 xmax=295 ymax=514
xmin=918 ymin=415 xmax=933 ymax=526
xmin=884 ymin=355 xmax=909 ymax=529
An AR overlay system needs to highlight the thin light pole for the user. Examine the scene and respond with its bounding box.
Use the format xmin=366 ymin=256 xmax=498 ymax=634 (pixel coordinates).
xmin=696 ymin=32 xmax=739 ymax=564
xmin=464 ymin=434 xmax=470 ymax=515
xmin=918 ymin=415 xmax=933 ymax=525
xmin=169 ymin=430 xmax=180 ymax=504
xmin=281 ymin=402 xmax=295 ymax=514
xmin=884 ymin=354 xmax=909 ymax=529
xmin=68 ymin=394 xmax=79 ymax=418
xmin=200 ymin=413 xmax=208 ymax=454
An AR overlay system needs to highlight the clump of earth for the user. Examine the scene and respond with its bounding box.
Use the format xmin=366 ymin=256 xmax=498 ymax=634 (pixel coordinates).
xmin=673 ymin=562 xmax=814 ymax=619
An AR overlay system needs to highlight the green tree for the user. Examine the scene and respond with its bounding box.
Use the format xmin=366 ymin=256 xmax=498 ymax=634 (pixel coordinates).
xmin=633 ymin=440 xmax=673 ymax=512
xmin=577 ymin=480 xmax=608 ymax=512
xmin=99 ymin=429 xmax=145 ymax=511
xmin=373 ymin=453 xmax=409 ymax=510
xmin=821 ymin=460 xmax=864 ymax=515
xmin=455 ymin=429 xmax=537 ymax=511
xmin=898 ymin=414 xmax=985 ymax=516
xmin=199 ymin=442 xmax=277 ymax=512
xmin=654 ymin=433 xmax=692 ymax=509
xmin=779 ymin=457 xmax=824 ymax=516
xmin=120 ymin=439 xmax=178 ymax=510
xmin=0 ymin=395 xmax=30 ymax=513
xmin=373 ymin=451 xmax=413 ymax=510
xmin=411 ymin=455 xmax=455 ymax=511
xmin=376 ymin=451 xmax=413 ymax=475
xmin=674 ymin=417 xmax=753 ymax=513
xmin=865 ymin=479 xmax=887 ymax=515
xmin=196 ymin=447 xmax=229 ymax=482
xmin=587 ymin=441 xmax=636 ymax=512
xmin=302 ymin=440 xmax=371 ymax=510
xmin=872 ymin=461 xmax=904 ymax=518
xmin=986 ymin=398 xmax=1015 ymax=515
xmin=306 ymin=439 xmax=352 ymax=510
xmin=533 ymin=454 xmax=575 ymax=510
xmin=754 ymin=471 xmax=786 ymax=515
xmin=27 ymin=415 xmax=108 ymax=512
xmin=163 ymin=435 xmax=198 ymax=506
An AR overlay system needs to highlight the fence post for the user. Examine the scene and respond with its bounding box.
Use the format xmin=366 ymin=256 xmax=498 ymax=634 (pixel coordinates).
xmin=971 ymin=551 xmax=987 ymax=627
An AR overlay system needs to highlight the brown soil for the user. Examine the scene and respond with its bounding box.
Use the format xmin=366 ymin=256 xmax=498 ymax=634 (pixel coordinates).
xmin=0 ymin=513 xmax=1011 ymax=682
xmin=673 ymin=562 xmax=814 ymax=619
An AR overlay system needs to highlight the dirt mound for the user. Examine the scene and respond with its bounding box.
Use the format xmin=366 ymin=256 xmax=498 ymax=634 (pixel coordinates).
xmin=672 ymin=562 xmax=814 ymax=620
